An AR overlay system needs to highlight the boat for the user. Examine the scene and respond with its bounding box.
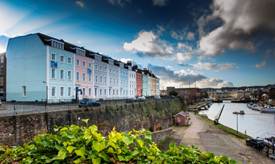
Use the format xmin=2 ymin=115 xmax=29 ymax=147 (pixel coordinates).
xmin=247 ymin=103 xmax=262 ymax=111
xmin=261 ymin=107 xmax=275 ymax=113
xmin=239 ymin=110 xmax=245 ymax=115
xmin=233 ymin=110 xmax=245 ymax=115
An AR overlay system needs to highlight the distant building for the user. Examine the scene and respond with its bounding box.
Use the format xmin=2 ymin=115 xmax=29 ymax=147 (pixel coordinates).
xmin=167 ymin=87 xmax=204 ymax=104
xmin=269 ymin=88 xmax=275 ymax=106
xmin=0 ymin=53 xmax=6 ymax=100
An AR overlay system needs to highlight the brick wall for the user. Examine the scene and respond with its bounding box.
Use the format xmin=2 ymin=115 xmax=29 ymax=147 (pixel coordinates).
xmin=0 ymin=98 xmax=183 ymax=145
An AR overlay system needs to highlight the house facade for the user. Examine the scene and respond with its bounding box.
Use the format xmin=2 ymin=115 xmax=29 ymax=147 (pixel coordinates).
xmin=136 ymin=69 xmax=143 ymax=97
xmin=142 ymin=71 xmax=149 ymax=97
xmin=75 ymin=50 xmax=94 ymax=100
xmin=120 ymin=63 xmax=128 ymax=98
xmin=47 ymin=40 xmax=75 ymax=103
xmin=6 ymin=33 xmax=160 ymax=102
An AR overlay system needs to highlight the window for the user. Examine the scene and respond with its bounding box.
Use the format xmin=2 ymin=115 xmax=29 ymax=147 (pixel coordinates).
xmin=95 ymin=76 xmax=98 ymax=82
xmin=22 ymin=86 xmax=26 ymax=96
xmin=68 ymin=71 xmax=71 ymax=80
xmin=89 ymin=88 xmax=91 ymax=96
xmin=83 ymin=88 xmax=85 ymax=96
xmin=68 ymin=87 xmax=71 ymax=96
xmin=82 ymin=73 xmax=85 ymax=81
xmin=51 ymin=87 xmax=56 ymax=96
xmin=76 ymin=72 xmax=79 ymax=81
xmin=104 ymin=89 xmax=106 ymax=95
xmin=83 ymin=61 xmax=85 ymax=67
xmin=60 ymin=56 xmax=64 ymax=62
xmin=51 ymin=68 xmax=55 ymax=79
xmin=60 ymin=70 xmax=64 ymax=79
xmin=95 ymin=88 xmax=97 ymax=96
xmin=76 ymin=59 xmax=79 ymax=66
xmin=51 ymin=54 xmax=56 ymax=60
xmin=51 ymin=40 xmax=64 ymax=49
xmin=100 ymin=76 xmax=102 ymax=82
xmin=89 ymin=74 xmax=91 ymax=81
xmin=67 ymin=57 xmax=71 ymax=63
xmin=95 ymin=65 xmax=98 ymax=70
xmin=60 ymin=87 xmax=64 ymax=96
xmin=100 ymin=89 xmax=102 ymax=95
xmin=89 ymin=63 xmax=92 ymax=67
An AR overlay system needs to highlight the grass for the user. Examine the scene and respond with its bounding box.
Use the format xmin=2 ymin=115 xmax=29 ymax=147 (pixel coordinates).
xmin=199 ymin=114 xmax=250 ymax=140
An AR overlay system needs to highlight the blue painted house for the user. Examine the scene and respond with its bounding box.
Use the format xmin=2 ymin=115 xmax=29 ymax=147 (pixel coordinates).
xmin=120 ymin=62 xmax=128 ymax=98
xmin=6 ymin=33 xmax=75 ymax=102
xmin=142 ymin=70 xmax=149 ymax=96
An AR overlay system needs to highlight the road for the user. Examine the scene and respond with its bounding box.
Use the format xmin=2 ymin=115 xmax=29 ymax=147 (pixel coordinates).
xmin=173 ymin=113 xmax=274 ymax=164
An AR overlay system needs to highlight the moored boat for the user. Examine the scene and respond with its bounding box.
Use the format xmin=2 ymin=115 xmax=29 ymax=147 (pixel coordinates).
xmin=247 ymin=103 xmax=262 ymax=111
xmin=261 ymin=107 xmax=275 ymax=113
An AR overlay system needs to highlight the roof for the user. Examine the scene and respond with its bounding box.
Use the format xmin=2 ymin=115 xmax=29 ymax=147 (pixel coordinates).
xmin=174 ymin=111 xmax=189 ymax=117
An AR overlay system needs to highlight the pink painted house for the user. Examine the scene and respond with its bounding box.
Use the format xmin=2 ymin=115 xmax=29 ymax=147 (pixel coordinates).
xmin=75 ymin=49 xmax=94 ymax=100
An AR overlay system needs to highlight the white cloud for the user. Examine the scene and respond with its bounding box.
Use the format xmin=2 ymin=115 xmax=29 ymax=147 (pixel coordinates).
xmin=120 ymin=58 xmax=133 ymax=63
xmin=175 ymin=43 xmax=193 ymax=63
xmin=152 ymin=0 xmax=168 ymax=7
xmin=193 ymin=62 xmax=236 ymax=71
xmin=75 ymin=0 xmax=85 ymax=8
xmin=196 ymin=78 xmax=233 ymax=88
xmin=148 ymin=64 xmax=233 ymax=89
xmin=255 ymin=60 xmax=266 ymax=69
xmin=198 ymin=0 xmax=275 ymax=56
xmin=176 ymin=52 xmax=192 ymax=63
xmin=123 ymin=31 xmax=174 ymax=57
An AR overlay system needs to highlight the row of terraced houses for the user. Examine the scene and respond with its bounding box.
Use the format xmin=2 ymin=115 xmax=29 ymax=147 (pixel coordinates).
xmin=6 ymin=33 xmax=160 ymax=103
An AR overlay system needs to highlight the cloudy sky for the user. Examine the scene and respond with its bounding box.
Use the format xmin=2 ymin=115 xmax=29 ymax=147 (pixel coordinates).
xmin=1 ymin=0 xmax=275 ymax=89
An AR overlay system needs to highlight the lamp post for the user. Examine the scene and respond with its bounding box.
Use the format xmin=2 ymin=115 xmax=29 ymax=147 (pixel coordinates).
xmin=42 ymin=81 xmax=48 ymax=131
xmin=233 ymin=112 xmax=239 ymax=134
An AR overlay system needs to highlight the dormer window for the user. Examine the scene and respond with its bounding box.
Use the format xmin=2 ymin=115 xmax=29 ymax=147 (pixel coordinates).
xmin=51 ymin=40 xmax=64 ymax=49
xmin=76 ymin=48 xmax=85 ymax=56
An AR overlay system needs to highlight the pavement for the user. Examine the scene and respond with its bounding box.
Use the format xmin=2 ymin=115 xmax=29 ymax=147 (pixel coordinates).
xmin=173 ymin=113 xmax=274 ymax=164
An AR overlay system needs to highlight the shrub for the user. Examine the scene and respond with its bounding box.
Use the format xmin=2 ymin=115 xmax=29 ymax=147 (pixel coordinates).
xmin=0 ymin=123 xmax=235 ymax=164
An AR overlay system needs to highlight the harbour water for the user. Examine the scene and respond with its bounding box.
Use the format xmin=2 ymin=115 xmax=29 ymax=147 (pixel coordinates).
xmin=199 ymin=102 xmax=275 ymax=138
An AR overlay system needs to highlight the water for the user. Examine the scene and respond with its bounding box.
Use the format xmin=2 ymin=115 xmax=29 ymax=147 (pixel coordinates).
xmin=199 ymin=102 xmax=275 ymax=138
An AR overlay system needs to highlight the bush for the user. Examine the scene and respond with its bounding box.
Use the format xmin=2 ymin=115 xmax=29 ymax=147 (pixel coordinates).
xmin=0 ymin=123 xmax=236 ymax=163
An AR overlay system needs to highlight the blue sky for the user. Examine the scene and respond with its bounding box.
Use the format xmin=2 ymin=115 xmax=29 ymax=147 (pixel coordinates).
xmin=0 ymin=0 xmax=275 ymax=89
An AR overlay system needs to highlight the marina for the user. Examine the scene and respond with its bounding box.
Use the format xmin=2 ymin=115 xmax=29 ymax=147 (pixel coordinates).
xmin=199 ymin=102 xmax=275 ymax=138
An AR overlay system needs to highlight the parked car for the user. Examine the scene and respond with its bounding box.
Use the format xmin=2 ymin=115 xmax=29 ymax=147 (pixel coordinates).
xmin=137 ymin=96 xmax=146 ymax=100
xmin=246 ymin=137 xmax=266 ymax=151
xmin=79 ymin=99 xmax=101 ymax=108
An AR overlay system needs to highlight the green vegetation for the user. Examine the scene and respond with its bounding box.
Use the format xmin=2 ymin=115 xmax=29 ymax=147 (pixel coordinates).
xmin=0 ymin=122 xmax=235 ymax=163
xmin=216 ymin=124 xmax=249 ymax=140
xmin=199 ymin=115 xmax=249 ymax=139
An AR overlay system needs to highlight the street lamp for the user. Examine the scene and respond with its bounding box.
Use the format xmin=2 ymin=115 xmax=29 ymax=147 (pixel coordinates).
xmin=233 ymin=111 xmax=239 ymax=134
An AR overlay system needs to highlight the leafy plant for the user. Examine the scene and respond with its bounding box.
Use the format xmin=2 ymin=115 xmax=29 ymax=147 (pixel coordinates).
xmin=0 ymin=124 xmax=236 ymax=164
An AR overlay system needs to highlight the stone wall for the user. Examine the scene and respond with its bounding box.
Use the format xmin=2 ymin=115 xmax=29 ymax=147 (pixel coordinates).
xmin=0 ymin=98 xmax=183 ymax=145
